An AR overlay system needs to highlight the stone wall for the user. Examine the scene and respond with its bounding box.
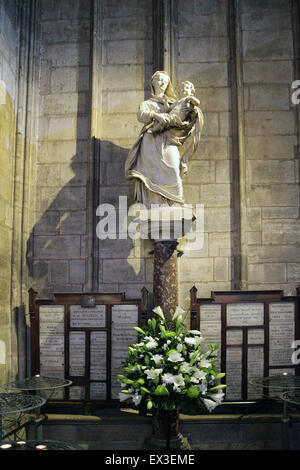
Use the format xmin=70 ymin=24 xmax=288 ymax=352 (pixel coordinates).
xmin=0 ymin=0 xmax=19 ymax=383
xmin=32 ymin=0 xmax=92 ymax=297
xmin=241 ymin=0 xmax=299 ymax=294
xmin=29 ymin=0 xmax=300 ymax=313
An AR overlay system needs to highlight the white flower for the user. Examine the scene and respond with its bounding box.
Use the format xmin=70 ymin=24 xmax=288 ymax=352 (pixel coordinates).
xmin=192 ymin=369 xmax=206 ymax=381
xmin=132 ymin=394 xmax=142 ymax=406
xmin=119 ymin=392 xmax=130 ymax=402
xmin=153 ymin=306 xmax=165 ymax=320
xmin=199 ymin=358 xmax=211 ymax=368
xmin=198 ymin=383 xmax=207 ymax=393
xmin=176 ymin=343 xmax=183 ymax=352
xmin=162 ymin=373 xmax=185 ymax=390
xmin=203 ymin=398 xmax=218 ymax=412
xmin=209 ymin=392 xmax=225 ymax=405
xmin=172 ymin=374 xmax=185 ymax=391
xmin=179 ymin=362 xmax=192 ymax=374
xmin=162 ymin=373 xmax=175 ymax=385
xmin=188 ymin=329 xmax=202 ymax=336
xmin=145 ymin=338 xmax=158 ymax=349
xmin=168 ymin=351 xmax=184 ymax=363
xmin=144 ymin=368 xmax=162 ymax=380
xmin=185 ymin=337 xmax=196 ymax=346
xmin=152 ymin=354 xmax=163 ymax=365
xmin=163 ymin=344 xmax=168 ymax=351
xmin=194 ymin=336 xmax=204 ymax=347
xmin=135 ymin=342 xmax=144 ymax=347
xmin=172 ymin=306 xmax=185 ymax=320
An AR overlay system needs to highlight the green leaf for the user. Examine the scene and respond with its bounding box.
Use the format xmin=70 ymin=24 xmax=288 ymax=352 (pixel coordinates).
xmin=147 ymin=400 xmax=153 ymax=410
xmin=151 ymin=318 xmax=156 ymax=331
xmin=209 ymin=384 xmax=227 ymax=391
xmin=187 ymin=386 xmax=200 ymax=399
xmin=215 ymin=373 xmax=225 ymax=379
xmin=154 ymin=385 xmax=169 ymax=396
xmin=133 ymin=326 xmax=145 ymax=334
xmin=140 ymin=386 xmax=151 ymax=394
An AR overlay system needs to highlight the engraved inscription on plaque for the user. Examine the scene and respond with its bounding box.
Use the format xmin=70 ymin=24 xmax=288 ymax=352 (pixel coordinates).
xmin=248 ymin=346 xmax=264 ymax=399
xmin=227 ymin=303 xmax=264 ymax=326
xmin=90 ymin=331 xmax=107 ymax=381
xmin=69 ymin=385 xmax=85 ymax=400
xmin=226 ymin=347 xmax=242 ymax=400
xmin=199 ymin=304 xmax=221 ymax=367
xmin=248 ymin=329 xmax=264 ymax=345
xmin=39 ymin=305 xmax=65 ymax=378
xmin=70 ymin=305 xmax=106 ymax=328
xmin=69 ymin=331 xmax=85 ymax=376
xmin=90 ymin=382 xmax=107 ymax=400
xmin=269 ymin=303 xmax=295 ymax=367
xmin=111 ymin=305 xmax=138 ymax=399
xmin=226 ymin=329 xmax=243 ymax=345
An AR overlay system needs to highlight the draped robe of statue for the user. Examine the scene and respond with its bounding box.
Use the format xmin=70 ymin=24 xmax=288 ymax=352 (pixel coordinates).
xmin=125 ymin=93 xmax=204 ymax=208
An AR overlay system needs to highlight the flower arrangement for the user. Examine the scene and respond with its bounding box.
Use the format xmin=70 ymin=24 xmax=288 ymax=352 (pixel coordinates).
xmin=117 ymin=306 xmax=226 ymax=414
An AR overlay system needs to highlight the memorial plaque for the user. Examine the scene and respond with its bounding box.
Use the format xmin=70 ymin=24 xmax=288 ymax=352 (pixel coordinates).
xmin=269 ymin=303 xmax=295 ymax=366
xmin=199 ymin=304 xmax=221 ymax=366
xmin=39 ymin=305 xmax=65 ymax=377
xmin=247 ymin=346 xmax=264 ymax=399
xmin=90 ymin=332 xmax=107 ymax=381
xmin=226 ymin=330 xmax=243 ymax=345
xmin=90 ymin=382 xmax=107 ymax=400
xmin=248 ymin=329 xmax=264 ymax=345
xmin=226 ymin=347 xmax=242 ymax=400
xmin=227 ymin=303 xmax=264 ymax=326
xmin=69 ymin=331 xmax=85 ymax=376
xmin=69 ymin=385 xmax=85 ymax=400
xmin=70 ymin=305 xmax=106 ymax=328
xmin=111 ymin=305 xmax=138 ymax=399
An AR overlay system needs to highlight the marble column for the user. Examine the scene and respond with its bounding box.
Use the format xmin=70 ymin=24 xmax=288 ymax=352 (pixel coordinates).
xmin=153 ymin=240 xmax=178 ymax=319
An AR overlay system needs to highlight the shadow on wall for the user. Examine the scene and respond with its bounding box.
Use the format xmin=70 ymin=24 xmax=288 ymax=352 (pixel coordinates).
xmin=26 ymin=139 xmax=152 ymax=299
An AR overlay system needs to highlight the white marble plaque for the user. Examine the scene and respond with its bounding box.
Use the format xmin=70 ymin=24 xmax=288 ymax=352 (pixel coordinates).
xmin=227 ymin=303 xmax=264 ymax=326
xmin=226 ymin=347 xmax=242 ymax=400
xmin=70 ymin=305 xmax=106 ymax=328
xmin=69 ymin=386 xmax=85 ymax=400
xmin=90 ymin=332 xmax=107 ymax=380
xmin=90 ymin=382 xmax=107 ymax=400
xmin=200 ymin=304 xmax=222 ymax=364
xmin=248 ymin=329 xmax=264 ymax=345
xmin=247 ymin=346 xmax=264 ymax=399
xmin=39 ymin=305 xmax=65 ymax=375
xmin=269 ymin=303 xmax=295 ymax=366
xmin=69 ymin=331 xmax=85 ymax=376
xmin=200 ymin=304 xmax=221 ymax=322
xmin=226 ymin=329 xmax=243 ymax=345
xmin=111 ymin=305 xmax=138 ymax=399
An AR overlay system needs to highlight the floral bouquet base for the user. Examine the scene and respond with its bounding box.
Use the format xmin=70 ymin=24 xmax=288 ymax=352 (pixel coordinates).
xmin=118 ymin=305 xmax=226 ymax=449
xmin=145 ymin=408 xmax=191 ymax=450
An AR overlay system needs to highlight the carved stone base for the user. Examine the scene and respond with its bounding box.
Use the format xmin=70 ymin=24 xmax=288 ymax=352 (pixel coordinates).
xmin=144 ymin=409 xmax=191 ymax=450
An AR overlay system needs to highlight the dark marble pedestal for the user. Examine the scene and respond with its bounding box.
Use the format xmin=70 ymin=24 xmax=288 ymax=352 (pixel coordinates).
xmin=153 ymin=240 xmax=179 ymax=319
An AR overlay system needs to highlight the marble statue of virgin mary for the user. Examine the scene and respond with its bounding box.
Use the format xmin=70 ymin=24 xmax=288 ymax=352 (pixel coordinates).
xmin=125 ymin=71 xmax=203 ymax=208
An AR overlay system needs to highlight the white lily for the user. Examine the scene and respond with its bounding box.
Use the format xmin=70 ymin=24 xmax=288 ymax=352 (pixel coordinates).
xmin=172 ymin=306 xmax=185 ymax=321
xmin=152 ymin=354 xmax=163 ymax=365
xmin=153 ymin=306 xmax=165 ymax=320
xmin=168 ymin=351 xmax=184 ymax=362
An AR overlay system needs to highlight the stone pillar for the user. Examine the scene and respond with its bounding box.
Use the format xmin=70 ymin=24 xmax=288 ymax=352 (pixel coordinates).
xmin=153 ymin=240 xmax=178 ymax=319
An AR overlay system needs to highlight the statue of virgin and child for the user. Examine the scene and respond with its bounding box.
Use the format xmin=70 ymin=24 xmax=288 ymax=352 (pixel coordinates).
xmin=125 ymin=70 xmax=204 ymax=209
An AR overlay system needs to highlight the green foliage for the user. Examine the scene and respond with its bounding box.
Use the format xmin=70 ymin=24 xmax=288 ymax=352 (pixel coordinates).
xmin=117 ymin=306 xmax=226 ymax=414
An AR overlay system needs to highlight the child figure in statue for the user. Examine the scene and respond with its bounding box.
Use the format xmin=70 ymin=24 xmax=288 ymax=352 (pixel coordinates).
xmin=148 ymin=80 xmax=200 ymax=135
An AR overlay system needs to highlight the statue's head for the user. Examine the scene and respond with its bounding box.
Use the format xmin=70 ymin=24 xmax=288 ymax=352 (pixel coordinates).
xmin=180 ymin=80 xmax=195 ymax=96
xmin=150 ymin=71 xmax=177 ymax=101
